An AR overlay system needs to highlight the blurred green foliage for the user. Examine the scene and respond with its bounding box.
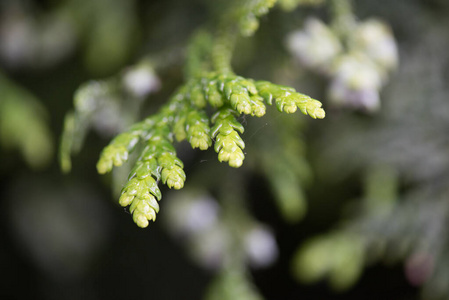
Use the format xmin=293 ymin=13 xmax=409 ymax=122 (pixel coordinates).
xmin=0 ymin=72 xmax=53 ymax=168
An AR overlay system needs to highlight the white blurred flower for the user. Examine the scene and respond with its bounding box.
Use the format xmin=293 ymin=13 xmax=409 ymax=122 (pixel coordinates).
xmin=91 ymin=100 xmax=126 ymax=135
xmin=286 ymin=18 xmax=342 ymax=74
xmin=123 ymin=64 xmax=161 ymax=98
xmin=183 ymin=197 xmax=220 ymax=234
xmin=328 ymin=55 xmax=384 ymax=112
xmin=244 ymin=226 xmax=278 ymax=268
xmin=352 ymin=19 xmax=398 ymax=72
xmin=333 ymin=54 xmax=384 ymax=90
xmin=39 ymin=15 xmax=77 ymax=66
xmin=165 ymin=192 xmax=220 ymax=237
xmin=0 ymin=13 xmax=36 ymax=67
xmin=74 ymin=81 xmax=107 ymax=114
xmin=328 ymin=78 xmax=380 ymax=112
xmin=0 ymin=9 xmax=76 ymax=68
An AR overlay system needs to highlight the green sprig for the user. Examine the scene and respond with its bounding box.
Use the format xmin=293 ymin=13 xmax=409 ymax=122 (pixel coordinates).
xmin=65 ymin=0 xmax=326 ymax=228
xmin=237 ymin=0 xmax=278 ymax=37
xmin=185 ymin=110 xmax=213 ymax=150
xmin=83 ymin=72 xmax=324 ymax=228
xmin=256 ymin=81 xmax=325 ymax=118
xmin=96 ymin=122 xmax=147 ymax=174
xmin=96 ymin=88 xmax=188 ymax=227
xmin=211 ymin=108 xmax=246 ymax=168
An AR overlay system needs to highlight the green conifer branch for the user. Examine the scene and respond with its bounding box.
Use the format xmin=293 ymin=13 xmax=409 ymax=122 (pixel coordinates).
xmin=211 ymin=107 xmax=246 ymax=168
xmin=255 ymin=81 xmax=325 ymax=118
xmin=59 ymin=112 xmax=76 ymax=172
xmin=185 ymin=110 xmax=213 ymax=150
xmin=205 ymin=267 xmax=264 ymax=300
xmin=94 ymin=70 xmax=324 ymax=227
xmin=212 ymin=27 xmax=237 ymax=74
xmin=278 ymin=0 xmax=325 ymax=11
xmin=96 ymin=124 xmax=143 ymax=173
xmin=118 ymin=120 xmax=186 ymax=228
xmin=211 ymin=0 xmax=278 ymax=74
xmin=63 ymin=0 xmax=326 ymax=228
xmin=95 ymin=87 xmax=191 ymax=227
xmin=59 ymin=59 xmax=160 ymax=173
xmin=292 ymin=232 xmax=365 ymax=291
xmin=256 ymin=118 xmax=311 ymax=222
xmin=185 ymin=31 xmax=214 ymax=79
xmin=237 ymin=0 xmax=278 ymax=36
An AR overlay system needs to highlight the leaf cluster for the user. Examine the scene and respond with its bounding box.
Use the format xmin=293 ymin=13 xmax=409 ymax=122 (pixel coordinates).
xmin=96 ymin=71 xmax=324 ymax=227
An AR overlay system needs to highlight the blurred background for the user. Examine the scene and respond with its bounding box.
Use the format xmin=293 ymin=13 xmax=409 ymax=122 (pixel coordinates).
xmin=1 ymin=0 xmax=449 ymax=299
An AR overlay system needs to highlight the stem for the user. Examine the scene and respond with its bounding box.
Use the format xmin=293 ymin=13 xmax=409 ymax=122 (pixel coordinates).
xmin=329 ymin=0 xmax=356 ymax=41
xmin=218 ymin=171 xmax=251 ymax=267
xmin=212 ymin=23 xmax=237 ymax=74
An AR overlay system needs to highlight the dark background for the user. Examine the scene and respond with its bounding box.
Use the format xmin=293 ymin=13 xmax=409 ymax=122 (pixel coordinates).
xmin=2 ymin=0 xmax=449 ymax=299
